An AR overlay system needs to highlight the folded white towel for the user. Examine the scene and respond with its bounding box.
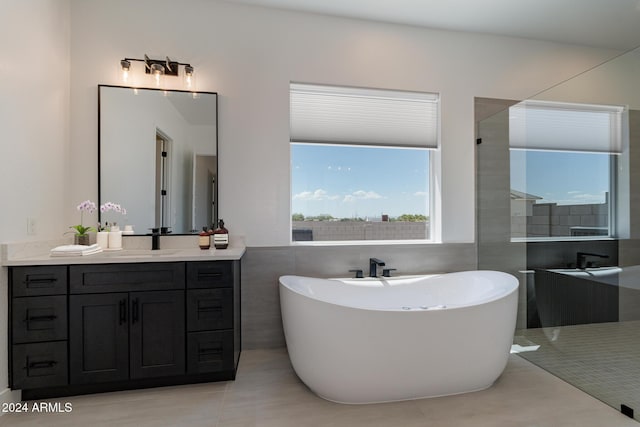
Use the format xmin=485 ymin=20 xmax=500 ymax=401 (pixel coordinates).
xmin=50 ymin=244 xmax=102 ymax=257
xmin=51 ymin=244 xmax=99 ymax=253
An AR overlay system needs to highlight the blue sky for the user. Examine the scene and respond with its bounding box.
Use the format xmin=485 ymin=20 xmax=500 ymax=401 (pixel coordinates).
xmin=510 ymin=150 xmax=610 ymax=205
xmin=291 ymin=144 xmax=429 ymax=219
xmin=291 ymin=145 xmax=610 ymax=220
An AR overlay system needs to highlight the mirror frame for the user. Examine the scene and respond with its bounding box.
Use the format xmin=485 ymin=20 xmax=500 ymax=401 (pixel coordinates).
xmin=98 ymin=84 xmax=219 ymax=235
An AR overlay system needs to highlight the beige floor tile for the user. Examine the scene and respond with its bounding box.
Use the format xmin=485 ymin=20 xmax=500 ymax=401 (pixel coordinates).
xmin=0 ymin=349 xmax=637 ymax=427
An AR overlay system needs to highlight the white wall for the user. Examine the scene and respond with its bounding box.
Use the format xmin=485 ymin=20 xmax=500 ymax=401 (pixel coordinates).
xmin=68 ymin=0 xmax=620 ymax=246
xmin=0 ymin=0 xmax=70 ymax=406
xmin=1 ymin=0 xmax=70 ymax=243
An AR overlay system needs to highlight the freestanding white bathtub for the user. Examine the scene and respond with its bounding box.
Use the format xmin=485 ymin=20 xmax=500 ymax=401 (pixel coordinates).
xmin=279 ymin=271 xmax=518 ymax=404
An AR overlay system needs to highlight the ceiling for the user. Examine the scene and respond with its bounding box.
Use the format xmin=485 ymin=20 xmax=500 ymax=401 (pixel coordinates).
xmin=224 ymin=0 xmax=640 ymax=50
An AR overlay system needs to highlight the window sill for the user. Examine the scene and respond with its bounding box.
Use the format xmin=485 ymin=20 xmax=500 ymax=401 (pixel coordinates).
xmin=291 ymin=239 xmax=439 ymax=246
xmin=510 ymin=236 xmax=616 ymax=243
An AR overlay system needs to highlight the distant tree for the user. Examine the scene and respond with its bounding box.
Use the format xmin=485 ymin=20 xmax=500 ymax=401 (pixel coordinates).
xmin=306 ymin=214 xmax=334 ymax=221
xmin=396 ymin=214 xmax=428 ymax=222
xmin=292 ymin=213 xmax=305 ymax=221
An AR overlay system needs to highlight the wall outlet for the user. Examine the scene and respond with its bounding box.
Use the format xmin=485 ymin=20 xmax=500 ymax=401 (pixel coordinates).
xmin=27 ymin=217 xmax=36 ymax=235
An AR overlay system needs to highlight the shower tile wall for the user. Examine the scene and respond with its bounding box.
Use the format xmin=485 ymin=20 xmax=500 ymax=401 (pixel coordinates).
xmin=476 ymin=98 xmax=529 ymax=328
xmin=241 ymin=243 xmax=477 ymax=349
xmin=620 ymin=110 xmax=640 ymax=267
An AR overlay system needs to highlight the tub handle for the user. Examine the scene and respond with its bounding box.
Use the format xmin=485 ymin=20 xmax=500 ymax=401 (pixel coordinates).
xmin=382 ymin=268 xmax=397 ymax=278
xmin=348 ymin=269 xmax=364 ymax=279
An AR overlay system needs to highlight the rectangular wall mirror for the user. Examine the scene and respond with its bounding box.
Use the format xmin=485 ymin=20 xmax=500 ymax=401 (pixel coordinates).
xmin=99 ymin=85 xmax=218 ymax=235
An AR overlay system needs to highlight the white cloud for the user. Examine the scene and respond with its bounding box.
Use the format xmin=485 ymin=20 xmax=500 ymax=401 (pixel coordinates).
xmin=413 ymin=191 xmax=428 ymax=197
xmin=293 ymin=189 xmax=339 ymax=201
xmin=295 ymin=189 xmax=384 ymax=203
xmin=343 ymin=190 xmax=383 ymax=202
xmin=554 ymin=192 xmax=606 ymax=205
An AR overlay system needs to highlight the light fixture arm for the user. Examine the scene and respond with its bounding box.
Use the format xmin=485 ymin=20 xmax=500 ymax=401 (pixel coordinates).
xmin=120 ymin=55 xmax=194 ymax=77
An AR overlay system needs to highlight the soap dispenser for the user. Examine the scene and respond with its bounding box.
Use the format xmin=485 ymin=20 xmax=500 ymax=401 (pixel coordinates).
xmin=213 ymin=219 xmax=229 ymax=249
xmin=198 ymin=227 xmax=211 ymax=250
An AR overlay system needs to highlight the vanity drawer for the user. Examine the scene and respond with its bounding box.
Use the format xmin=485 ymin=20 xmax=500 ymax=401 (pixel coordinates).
xmin=12 ymin=341 xmax=68 ymax=390
xmin=70 ymin=263 xmax=185 ymax=293
xmin=11 ymin=266 xmax=67 ymax=297
xmin=187 ymin=289 xmax=233 ymax=332
xmin=12 ymin=296 xmax=67 ymax=344
xmin=187 ymin=331 xmax=234 ymax=374
xmin=187 ymin=261 xmax=233 ymax=289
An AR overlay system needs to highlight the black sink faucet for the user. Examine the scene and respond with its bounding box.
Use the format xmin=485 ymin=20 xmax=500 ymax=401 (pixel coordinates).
xmin=576 ymin=252 xmax=609 ymax=269
xmin=150 ymin=228 xmax=160 ymax=250
xmin=369 ymin=258 xmax=386 ymax=277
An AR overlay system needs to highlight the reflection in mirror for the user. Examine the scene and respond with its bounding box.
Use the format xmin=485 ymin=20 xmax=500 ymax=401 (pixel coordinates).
xmin=99 ymin=85 xmax=218 ymax=235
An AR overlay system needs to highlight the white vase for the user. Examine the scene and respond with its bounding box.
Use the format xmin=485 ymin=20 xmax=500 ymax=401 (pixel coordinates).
xmin=108 ymin=230 xmax=123 ymax=249
xmin=96 ymin=231 xmax=109 ymax=249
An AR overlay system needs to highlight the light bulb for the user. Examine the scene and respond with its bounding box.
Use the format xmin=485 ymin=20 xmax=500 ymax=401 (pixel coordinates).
xmin=150 ymin=63 xmax=165 ymax=88
xmin=183 ymin=65 xmax=195 ymax=90
xmin=119 ymin=59 xmax=131 ymax=84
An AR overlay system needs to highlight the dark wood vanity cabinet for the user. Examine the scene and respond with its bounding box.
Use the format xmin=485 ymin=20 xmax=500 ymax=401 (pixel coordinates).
xmin=8 ymin=259 xmax=240 ymax=399
xmin=186 ymin=261 xmax=239 ymax=375
xmin=70 ymin=290 xmax=185 ymax=384
xmin=10 ymin=266 xmax=68 ymax=391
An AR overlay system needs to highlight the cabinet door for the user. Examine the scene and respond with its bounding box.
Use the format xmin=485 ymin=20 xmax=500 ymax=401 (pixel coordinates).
xmin=69 ymin=293 xmax=129 ymax=384
xmin=130 ymin=290 xmax=185 ymax=379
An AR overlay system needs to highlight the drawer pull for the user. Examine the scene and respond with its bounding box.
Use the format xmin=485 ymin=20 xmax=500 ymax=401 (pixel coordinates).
xmin=198 ymin=306 xmax=222 ymax=313
xmin=26 ymin=315 xmax=57 ymax=323
xmin=198 ymin=272 xmax=223 ymax=279
xmin=23 ymin=277 xmax=58 ymax=286
xmin=27 ymin=360 xmax=57 ymax=370
xmin=199 ymin=347 xmax=223 ymax=356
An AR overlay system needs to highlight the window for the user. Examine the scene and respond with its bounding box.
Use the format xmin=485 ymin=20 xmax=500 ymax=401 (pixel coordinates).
xmin=290 ymin=83 xmax=439 ymax=242
xmin=509 ymin=100 xmax=623 ymax=239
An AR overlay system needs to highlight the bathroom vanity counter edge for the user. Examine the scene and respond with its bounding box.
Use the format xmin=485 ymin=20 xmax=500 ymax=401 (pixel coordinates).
xmin=2 ymin=245 xmax=246 ymax=266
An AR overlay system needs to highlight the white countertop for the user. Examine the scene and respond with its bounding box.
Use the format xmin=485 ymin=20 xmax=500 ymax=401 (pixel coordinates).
xmin=2 ymin=245 xmax=245 ymax=266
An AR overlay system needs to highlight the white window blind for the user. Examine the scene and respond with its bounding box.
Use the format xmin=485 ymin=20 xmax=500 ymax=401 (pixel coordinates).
xmin=290 ymin=83 xmax=439 ymax=148
xmin=509 ymin=100 xmax=624 ymax=153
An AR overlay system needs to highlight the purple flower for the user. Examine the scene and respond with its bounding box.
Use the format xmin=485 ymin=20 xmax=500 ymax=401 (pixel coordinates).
xmin=100 ymin=201 xmax=128 ymax=218
xmin=77 ymin=200 xmax=96 ymax=212
xmin=72 ymin=199 xmax=97 ymax=233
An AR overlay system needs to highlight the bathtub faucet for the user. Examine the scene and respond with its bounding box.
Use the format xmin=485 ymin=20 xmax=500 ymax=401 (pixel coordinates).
xmin=576 ymin=252 xmax=609 ymax=269
xmin=369 ymin=258 xmax=386 ymax=277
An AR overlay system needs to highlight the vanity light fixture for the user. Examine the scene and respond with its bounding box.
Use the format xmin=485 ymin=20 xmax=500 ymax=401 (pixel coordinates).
xmin=184 ymin=64 xmax=195 ymax=89
xmin=120 ymin=59 xmax=131 ymax=83
xmin=119 ymin=54 xmax=195 ymax=88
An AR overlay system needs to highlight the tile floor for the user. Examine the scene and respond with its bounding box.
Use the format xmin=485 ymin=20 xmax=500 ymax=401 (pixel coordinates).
xmin=0 ymin=348 xmax=637 ymax=427
xmin=516 ymin=320 xmax=640 ymax=422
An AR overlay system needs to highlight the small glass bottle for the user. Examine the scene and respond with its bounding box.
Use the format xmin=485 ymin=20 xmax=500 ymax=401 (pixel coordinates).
xmin=198 ymin=227 xmax=211 ymax=250
xmin=213 ymin=219 xmax=229 ymax=249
